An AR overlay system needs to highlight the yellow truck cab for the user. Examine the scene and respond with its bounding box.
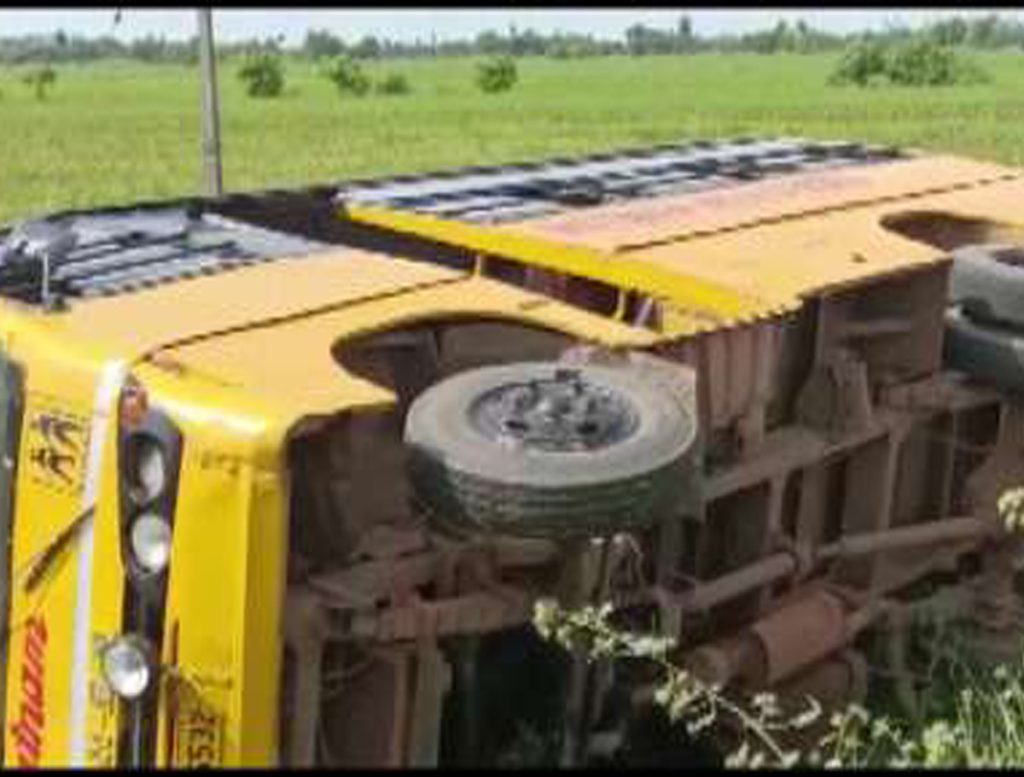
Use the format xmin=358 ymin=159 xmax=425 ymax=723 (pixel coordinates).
xmin=4 ymin=138 xmax=1024 ymax=767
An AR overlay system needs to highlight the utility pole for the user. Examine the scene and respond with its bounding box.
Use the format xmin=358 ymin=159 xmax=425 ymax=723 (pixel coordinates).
xmin=197 ymin=8 xmax=223 ymax=196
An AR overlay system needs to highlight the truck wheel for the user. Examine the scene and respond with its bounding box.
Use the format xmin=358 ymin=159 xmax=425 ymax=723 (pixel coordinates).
xmin=944 ymin=308 xmax=1024 ymax=394
xmin=949 ymin=243 xmax=1024 ymax=329
xmin=403 ymin=361 xmax=698 ymax=539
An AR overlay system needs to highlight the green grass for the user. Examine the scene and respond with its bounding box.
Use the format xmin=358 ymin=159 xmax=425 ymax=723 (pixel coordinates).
xmin=817 ymin=641 xmax=1024 ymax=768
xmin=4 ymin=51 xmax=1024 ymax=225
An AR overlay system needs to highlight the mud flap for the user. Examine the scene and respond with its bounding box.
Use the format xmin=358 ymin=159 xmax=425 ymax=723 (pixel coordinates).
xmin=0 ymin=351 xmax=25 ymax=764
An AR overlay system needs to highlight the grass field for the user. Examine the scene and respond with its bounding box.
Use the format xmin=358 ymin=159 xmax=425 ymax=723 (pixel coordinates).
xmin=3 ymin=51 xmax=1024 ymax=224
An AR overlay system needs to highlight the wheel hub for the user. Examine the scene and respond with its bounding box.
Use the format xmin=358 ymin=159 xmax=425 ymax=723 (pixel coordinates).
xmin=469 ymin=368 xmax=639 ymax=452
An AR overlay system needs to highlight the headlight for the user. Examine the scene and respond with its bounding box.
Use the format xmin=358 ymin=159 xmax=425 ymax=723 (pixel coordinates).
xmin=101 ymin=635 xmax=153 ymax=700
xmin=130 ymin=513 xmax=172 ymax=574
xmin=127 ymin=435 xmax=167 ymax=504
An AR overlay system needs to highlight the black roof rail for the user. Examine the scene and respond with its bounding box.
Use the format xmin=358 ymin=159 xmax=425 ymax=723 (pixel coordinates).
xmin=0 ymin=204 xmax=330 ymax=306
xmin=334 ymin=137 xmax=905 ymax=224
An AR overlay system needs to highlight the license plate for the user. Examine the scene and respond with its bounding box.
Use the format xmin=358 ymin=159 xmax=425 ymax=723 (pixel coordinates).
xmin=174 ymin=688 xmax=223 ymax=768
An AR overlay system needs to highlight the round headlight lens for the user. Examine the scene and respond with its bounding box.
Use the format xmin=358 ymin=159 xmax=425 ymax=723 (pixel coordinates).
xmin=101 ymin=636 xmax=152 ymax=700
xmin=130 ymin=513 xmax=172 ymax=574
xmin=128 ymin=436 xmax=166 ymax=505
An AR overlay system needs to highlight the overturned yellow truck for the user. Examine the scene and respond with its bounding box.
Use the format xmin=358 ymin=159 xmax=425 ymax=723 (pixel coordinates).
xmin=3 ymin=138 xmax=1024 ymax=767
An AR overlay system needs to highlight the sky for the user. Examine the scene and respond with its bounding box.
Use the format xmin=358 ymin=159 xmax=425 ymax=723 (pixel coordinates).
xmin=0 ymin=8 xmax=1021 ymax=45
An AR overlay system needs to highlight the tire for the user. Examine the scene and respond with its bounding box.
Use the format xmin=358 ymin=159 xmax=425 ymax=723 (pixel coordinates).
xmin=949 ymin=243 xmax=1024 ymax=329
xmin=944 ymin=307 xmax=1024 ymax=394
xmin=403 ymin=361 xmax=698 ymax=539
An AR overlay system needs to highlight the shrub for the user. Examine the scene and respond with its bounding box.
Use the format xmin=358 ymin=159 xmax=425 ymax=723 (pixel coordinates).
xmin=829 ymin=40 xmax=888 ymax=86
xmin=375 ymin=72 xmax=411 ymax=96
xmin=237 ymin=54 xmax=284 ymax=98
xmin=529 ymin=490 xmax=1024 ymax=768
xmin=887 ymin=40 xmax=959 ymax=86
xmin=323 ymin=55 xmax=370 ymax=97
xmin=22 ymin=65 xmax=57 ymax=101
xmin=531 ymin=596 xmax=1024 ymax=768
xmin=476 ymin=55 xmax=517 ymax=94
xmin=830 ymin=39 xmax=988 ymax=88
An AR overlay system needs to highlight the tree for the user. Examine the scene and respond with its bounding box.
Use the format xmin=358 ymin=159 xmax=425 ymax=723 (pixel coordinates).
xmin=829 ymin=38 xmax=988 ymax=88
xmin=766 ymin=21 xmax=794 ymax=53
xmin=303 ymin=29 xmax=345 ymax=60
xmin=507 ymin=27 xmax=545 ymax=57
xmin=676 ymin=15 xmax=695 ymax=53
xmin=22 ymin=65 xmax=56 ymax=100
xmin=351 ymin=35 xmax=381 ymax=60
xmin=829 ymin=39 xmax=890 ymax=86
xmin=237 ymin=54 xmax=285 ymax=98
xmin=677 ymin=15 xmax=692 ymax=40
xmin=929 ymin=18 xmax=969 ymax=47
xmin=475 ymin=30 xmax=506 ymax=56
xmin=375 ymin=72 xmax=411 ymax=96
xmin=626 ymin=24 xmax=652 ymax=55
xmin=476 ymin=55 xmax=517 ymax=93
xmin=886 ymin=40 xmax=959 ymax=86
xmin=967 ymin=14 xmax=1001 ymax=47
xmin=625 ymin=23 xmax=677 ymax=56
xmin=131 ymin=35 xmax=169 ymax=63
xmin=184 ymin=35 xmax=200 ymax=66
xmin=323 ymin=55 xmax=370 ymax=97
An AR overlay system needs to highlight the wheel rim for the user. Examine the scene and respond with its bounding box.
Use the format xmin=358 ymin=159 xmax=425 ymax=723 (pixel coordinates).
xmin=468 ymin=367 xmax=640 ymax=453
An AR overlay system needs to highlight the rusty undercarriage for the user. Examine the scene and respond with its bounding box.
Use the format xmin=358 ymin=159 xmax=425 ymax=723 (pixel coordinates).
xmin=277 ymin=309 xmax=1024 ymax=767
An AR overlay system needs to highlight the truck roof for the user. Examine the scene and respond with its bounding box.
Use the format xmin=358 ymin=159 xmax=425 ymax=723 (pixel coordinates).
xmin=334 ymin=137 xmax=908 ymax=225
xmin=340 ymin=138 xmax=1023 ymax=332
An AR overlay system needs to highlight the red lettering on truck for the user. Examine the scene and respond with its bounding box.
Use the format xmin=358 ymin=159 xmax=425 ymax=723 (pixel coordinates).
xmin=9 ymin=616 xmax=47 ymax=767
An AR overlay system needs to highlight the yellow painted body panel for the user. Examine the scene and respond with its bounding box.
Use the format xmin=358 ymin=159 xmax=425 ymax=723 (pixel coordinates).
xmin=137 ymin=366 xmax=287 ymax=767
xmin=624 ymin=172 xmax=1024 ymax=301
xmin=346 ymin=204 xmax=792 ymax=332
xmin=58 ymin=248 xmax=462 ymax=355
xmin=1 ymin=322 xmax=118 ymax=767
xmin=157 ymin=276 xmax=662 ymax=420
xmin=345 ymin=154 xmax=1024 ymax=330
xmin=0 ymin=302 xmax=292 ymax=767
xmin=6 ymin=391 xmax=92 ymax=766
